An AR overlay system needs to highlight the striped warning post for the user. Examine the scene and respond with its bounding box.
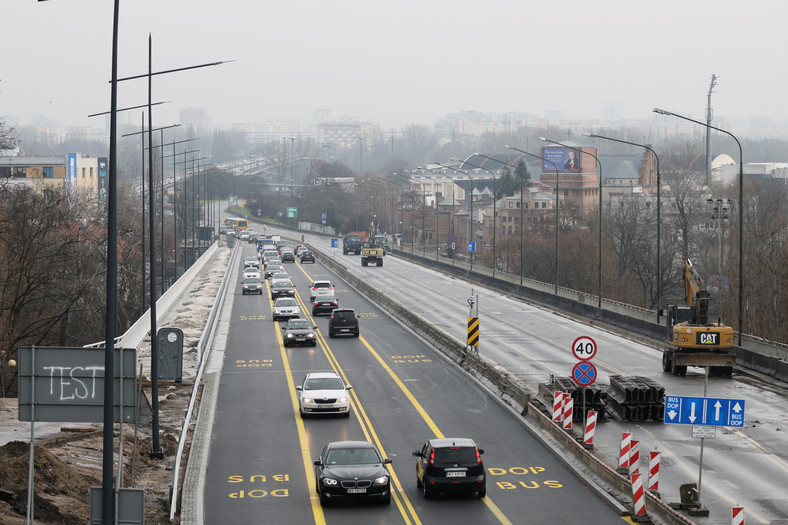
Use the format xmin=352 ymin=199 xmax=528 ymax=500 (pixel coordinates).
xmin=583 ymin=410 xmax=597 ymax=446
xmin=618 ymin=432 xmax=632 ymax=471
xmin=467 ymin=317 xmax=479 ymax=346
xmin=562 ymin=395 xmax=574 ymax=430
xmin=553 ymin=391 xmax=565 ymax=422
xmin=629 ymin=440 xmax=641 ymax=475
xmin=648 ymin=450 xmax=661 ymax=491
xmin=731 ymin=505 xmax=744 ymax=525
xmin=631 ymin=473 xmax=646 ymax=516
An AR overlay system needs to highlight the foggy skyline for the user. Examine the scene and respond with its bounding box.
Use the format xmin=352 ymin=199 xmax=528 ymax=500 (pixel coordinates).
xmin=3 ymin=1 xmax=786 ymax=131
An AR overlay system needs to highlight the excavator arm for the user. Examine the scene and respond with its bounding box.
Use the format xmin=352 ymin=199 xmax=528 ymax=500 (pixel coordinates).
xmin=684 ymin=258 xmax=709 ymax=325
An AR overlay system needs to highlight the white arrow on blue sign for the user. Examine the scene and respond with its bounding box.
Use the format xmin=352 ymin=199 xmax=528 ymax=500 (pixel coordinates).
xmin=664 ymin=395 xmax=745 ymax=427
xmin=331 ymin=238 xmax=338 ymax=248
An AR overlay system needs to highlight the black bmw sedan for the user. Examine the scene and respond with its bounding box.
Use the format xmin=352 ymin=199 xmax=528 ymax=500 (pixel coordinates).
xmin=314 ymin=441 xmax=392 ymax=506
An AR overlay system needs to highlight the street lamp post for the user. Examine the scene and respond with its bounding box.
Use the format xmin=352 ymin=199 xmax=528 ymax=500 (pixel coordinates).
xmin=540 ymin=138 xmax=603 ymax=307
xmin=505 ymin=146 xmax=561 ymax=294
xmin=654 ymin=107 xmax=744 ymax=345
xmin=443 ymin=161 xmax=477 ymax=271
xmin=585 ymin=133 xmax=662 ymax=322
xmin=464 ymin=156 xmax=500 ymax=277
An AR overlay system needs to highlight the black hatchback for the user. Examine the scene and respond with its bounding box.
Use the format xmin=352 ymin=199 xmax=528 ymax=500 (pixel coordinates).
xmin=413 ymin=438 xmax=486 ymax=499
xmin=327 ymin=308 xmax=359 ymax=338
xmin=300 ymin=251 xmax=316 ymax=264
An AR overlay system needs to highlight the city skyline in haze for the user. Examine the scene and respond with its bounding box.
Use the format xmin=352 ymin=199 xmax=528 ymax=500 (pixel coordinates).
xmin=3 ymin=1 xmax=787 ymax=134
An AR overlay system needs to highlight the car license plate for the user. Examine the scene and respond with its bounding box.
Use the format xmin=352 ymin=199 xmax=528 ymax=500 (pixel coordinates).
xmin=317 ymin=404 xmax=334 ymax=409
xmin=347 ymin=488 xmax=366 ymax=494
xmin=340 ymin=329 xmax=349 ymax=332
xmin=295 ymin=337 xmax=305 ymax=341
xmin=446 ymin=471 xmax=465 ymax=477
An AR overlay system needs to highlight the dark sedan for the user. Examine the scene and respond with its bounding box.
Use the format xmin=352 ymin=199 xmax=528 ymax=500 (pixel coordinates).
xmin=300 ymin=251 xmax=315 ymax=264
xmin=314 ymin=441 xmax=392 ymax=506
xmin=270 ymin=280 xmax=295 ymax=299
xmin=312 ymin=292 xmax=338 ymax=316
xmin=281 ymin=319 xmax=317 ymax=347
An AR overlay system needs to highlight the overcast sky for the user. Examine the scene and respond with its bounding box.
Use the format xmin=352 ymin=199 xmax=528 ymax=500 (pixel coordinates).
xmin=3 ymin=0 xmax=785 ymax=130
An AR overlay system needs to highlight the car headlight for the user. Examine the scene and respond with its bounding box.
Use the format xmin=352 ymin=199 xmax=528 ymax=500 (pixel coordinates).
xmin=306 ymin=334 xmax=315 ymax=338
xmin=337 ymin=396 xmax=348 ymax=403
xmin=286 ymin=333 xmax=294 ymax=338
xmin=322 ymin=478 xmax=338 ymax=486
xmin=302 ymin=397 xmax=314 ymax=403
xmin=373 ymin=476 xmax=389 ymax=486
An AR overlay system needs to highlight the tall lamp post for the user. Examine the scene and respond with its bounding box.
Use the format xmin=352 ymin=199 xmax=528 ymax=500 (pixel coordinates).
xmin=654 ymin=107 xmax=744 ymax=345
xmin=433 ymin=163 xmax=470 ymax=266
xmin=445 ymin=161 xmax=478 ymax=271
xmin=540 ymin=138 xmax=604 ymax=307
xmin=462 ymin=156 xmax=500 ymax=277
xmin=584 ymin=133 xmax=662 ymax=322
xmin=505 ymin=146 xmax=562 ymax=294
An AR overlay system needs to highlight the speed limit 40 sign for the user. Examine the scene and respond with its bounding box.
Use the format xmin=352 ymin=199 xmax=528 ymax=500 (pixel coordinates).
xmin=572 ymin=336 xmax=597 ymax=361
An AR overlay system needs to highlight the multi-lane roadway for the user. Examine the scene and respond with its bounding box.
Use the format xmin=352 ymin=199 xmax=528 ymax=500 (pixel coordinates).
xmin=201 ymin=243 xmax=632 ymax=524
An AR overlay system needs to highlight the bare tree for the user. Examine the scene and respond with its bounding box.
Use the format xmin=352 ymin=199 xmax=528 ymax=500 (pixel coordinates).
xmin=0 ymin=120 xmax=18 ymax=151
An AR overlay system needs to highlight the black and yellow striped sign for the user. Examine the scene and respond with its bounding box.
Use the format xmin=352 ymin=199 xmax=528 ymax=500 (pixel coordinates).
xmin=467 ymin=317 xmax=479 ymax=346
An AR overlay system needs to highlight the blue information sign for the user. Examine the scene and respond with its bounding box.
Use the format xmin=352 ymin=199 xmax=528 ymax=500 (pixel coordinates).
xmin=664 ymin=395 xmax=745 ymax=427
xmin=467 ymin=241 xmax=476 ymax=253
xmin=331 ymin=238 xmax=338 ymax=248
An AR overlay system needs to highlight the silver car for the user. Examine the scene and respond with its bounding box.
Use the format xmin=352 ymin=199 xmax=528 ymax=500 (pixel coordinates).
xmin=272 ymin=297 xmax=301 ymax=322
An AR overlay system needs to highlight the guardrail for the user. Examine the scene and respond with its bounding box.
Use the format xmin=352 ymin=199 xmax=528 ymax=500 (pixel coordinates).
xmin=169 ymin=241 xmax=240 ymax=520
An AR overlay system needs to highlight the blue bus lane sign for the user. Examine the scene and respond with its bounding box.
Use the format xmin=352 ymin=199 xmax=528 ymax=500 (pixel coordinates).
xmin=664 ymin=395 xmax=745 ymax=427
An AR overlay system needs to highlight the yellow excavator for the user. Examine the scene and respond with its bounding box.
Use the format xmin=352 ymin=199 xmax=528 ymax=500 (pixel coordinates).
xmin=360 ymin=221 xmax=384 ymax=267
xmin=662 ymin=258 xmax=735 ymax=376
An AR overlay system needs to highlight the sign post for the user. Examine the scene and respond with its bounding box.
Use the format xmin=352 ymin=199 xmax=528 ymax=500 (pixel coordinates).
xmin=570 ymin=336 xmax=597 ymax=435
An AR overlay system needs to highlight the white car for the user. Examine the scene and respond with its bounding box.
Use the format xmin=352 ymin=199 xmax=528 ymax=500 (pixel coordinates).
xmin=243 ymin=268 xmax=261 ymax=280
xmin=270 ymin=272 xmax=292 ymax=285
xmin=296 ymin=372 xmax=352 ymax=417
xmin=272 ymin=297 xmax=301 ymax=322
xmin=309 ymin=280 xmax=334 ymax=302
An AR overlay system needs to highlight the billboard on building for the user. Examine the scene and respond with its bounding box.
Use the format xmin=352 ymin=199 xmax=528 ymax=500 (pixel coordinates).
xmin=68 ymin=153 xmax=77 ymax=185
xmin=542 ymin=147 xmax=581 ymax=173
xmin=98 ymin=157 xmax=108 ymax=199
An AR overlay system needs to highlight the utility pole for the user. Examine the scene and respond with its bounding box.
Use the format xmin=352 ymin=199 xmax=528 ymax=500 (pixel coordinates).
xmin=705 ymin=74 xmax=718 ymax=186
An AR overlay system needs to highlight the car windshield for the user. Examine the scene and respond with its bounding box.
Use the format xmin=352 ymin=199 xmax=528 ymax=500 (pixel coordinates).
xmin=314 ymin=282 xmax=331 ymax=289
xmin=304 ymin=377 xmax=345 ymax=390
xmin=275 ymin=299 xmax=297 ymax=307
xmin=432 ymin=447 xmax=477 ymax=467
xmin=244 ymin=277 xmax=261 ymax=284
xmin=302 ymin=252 xmax=312 ymax=256
xmin=272 ymin=282 xmax=292 ymax=289
xmin=287 ymin=320 xmax=311 ymax=330
xmin=325 ymin=447 xmax=380 ymax=465
xmin=315 ymin=293 xmax=335 ymax=301
xmin=333 ymin=311 xmax=355 ymax=321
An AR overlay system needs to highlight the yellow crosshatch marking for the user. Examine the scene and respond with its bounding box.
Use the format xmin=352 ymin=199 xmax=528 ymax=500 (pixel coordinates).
xmin=356 ymin=312 xmax=378 ymax=319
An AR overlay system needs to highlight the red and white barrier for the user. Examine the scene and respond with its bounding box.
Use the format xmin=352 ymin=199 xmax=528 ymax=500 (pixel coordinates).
xmin=618 ymin=432 xmax=632 ymax=470
xmin=731 ymin=505 xmax=745 ymax=525
xmin=553 ymin=391 xmax=564 ymax=422
xmin=584 ymin=410 xmax=597 ymax=446
xmin=631 ymin=473 xmax=646 ymax=516
xmin=562 ymin=395 xmax=574 ymax=430
xmin=629 ymin=440 xmax=641 ymax=475
xmin=648 ymin=450 xmax=661 ymax=492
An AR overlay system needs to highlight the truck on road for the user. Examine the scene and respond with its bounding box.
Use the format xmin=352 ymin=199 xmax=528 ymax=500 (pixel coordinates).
xmin=343 ymin=233 xmax=364 ymax=255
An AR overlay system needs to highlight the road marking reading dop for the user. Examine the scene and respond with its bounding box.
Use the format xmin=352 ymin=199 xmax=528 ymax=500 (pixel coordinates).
xmin=391 ymin=354 xmax=433 ymax=363
xmin=489 ymin=467 xmax=564 ymax=490
xmin=228 ymin=490 xmax=289 ymax=499
xmin=235 ymin=360 xmax=273 ymax=368
xmin=239 ymin=315 xmax=267 ymax=321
